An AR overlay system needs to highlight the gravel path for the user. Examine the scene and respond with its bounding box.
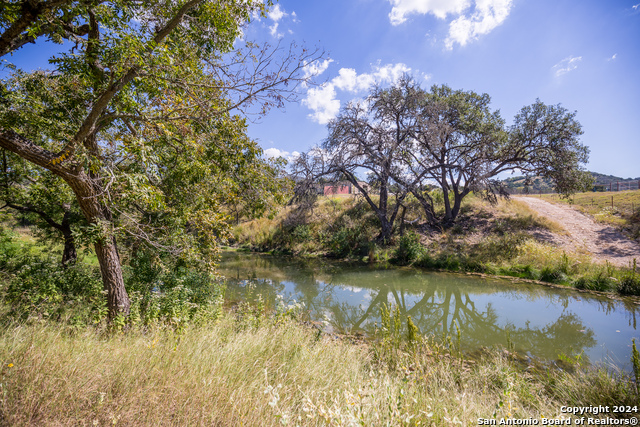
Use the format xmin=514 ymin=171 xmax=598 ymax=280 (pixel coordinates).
xmin=515 ymin=196 xmax=640 ymax=268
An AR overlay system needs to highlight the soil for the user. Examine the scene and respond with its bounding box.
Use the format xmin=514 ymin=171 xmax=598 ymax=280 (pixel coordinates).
xmin=514 ymin=196 xmax=640 ymax=268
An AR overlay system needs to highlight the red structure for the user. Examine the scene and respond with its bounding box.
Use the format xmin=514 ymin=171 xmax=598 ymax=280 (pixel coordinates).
xmin=323 ymin=183 xmax=352 ymax=195
xmin=320 ymin=181 xmax=370 ymax=196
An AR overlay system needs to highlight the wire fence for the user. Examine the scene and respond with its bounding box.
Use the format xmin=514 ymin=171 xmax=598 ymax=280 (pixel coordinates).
xmin=600 ymin=181 xmax=640 ymax=192
xmin=543 ymin=193 xmax=640 ymax=218
xmin=507 ymin=181 xmax=640 ymax=195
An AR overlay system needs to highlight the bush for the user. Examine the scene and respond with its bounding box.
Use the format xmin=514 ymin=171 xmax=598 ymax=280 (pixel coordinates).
xmin=125 ymin=252 xmax=224 ymax=327
xmin=4 ymin=255 xmax=103 ymax=323
xmin=327 ymin=225 xmax=369 ymax=258
xmin=393 ymin=231 xmax=424 ymax=265
xmin=0 ymin=238 xmax=224 ymax=327
xmin=291 ymin=224 xmax=312 ymax=242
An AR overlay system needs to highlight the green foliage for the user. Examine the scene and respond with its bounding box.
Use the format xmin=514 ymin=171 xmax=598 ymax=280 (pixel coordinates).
xmin=539 ymin=266 xmax=568 ymax=284
xmin=327 ymin=225 xmax=369 ymax=258
xmin=379 ymin=303 xmax=403 ymax=351
xmin=573 ymin=273 xmax=615 ymax=292
xmin=3 ymin=254 xmax=103 ymax=323
xmin=617 ymin=260 xmax=640 ymax=296
xmin=500 ymin=264 xmax=540 ymax=280
xmin=393 ymin=231 xmax=425 ymax=265
xmin=291 ymin=224 xmax=312 ymax=242
xmin=0 ymin=0 xmax=308 ymax=318
xmin=0 ymin=235 xmax=223 ymax=327
xmin=125 ymin=251 xmax=224 ymax=328
xmin=406 ymin=315 xmax=419 ymax=346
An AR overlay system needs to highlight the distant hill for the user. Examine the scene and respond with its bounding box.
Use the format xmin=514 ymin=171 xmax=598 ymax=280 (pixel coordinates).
xmin=589 ymin=172 xmax=640 ymax=186
xmin=501 ymin=172 xmax=640 ymax=194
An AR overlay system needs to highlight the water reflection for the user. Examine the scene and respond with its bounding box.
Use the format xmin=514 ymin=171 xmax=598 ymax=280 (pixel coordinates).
xmin=219 ymin=252 xmax=639 ymax=368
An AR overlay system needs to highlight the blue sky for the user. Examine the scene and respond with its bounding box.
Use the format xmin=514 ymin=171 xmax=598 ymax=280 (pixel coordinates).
xmin=244 ymin=0 xmax=640 ymax=178
xmin=3 ymin=1 xmax=639 ymax=178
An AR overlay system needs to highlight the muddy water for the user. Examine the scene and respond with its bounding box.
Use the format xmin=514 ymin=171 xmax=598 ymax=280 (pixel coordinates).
xmin=219 ymin=251 xmax=640 ymax=370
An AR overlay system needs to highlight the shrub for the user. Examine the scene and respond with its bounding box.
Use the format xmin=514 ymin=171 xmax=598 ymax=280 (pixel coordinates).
xmin=617 ymin=276 xmax=640 ymax=296
xmin=4 ymin=255 xmax=103 ymax=323
xmin=0 ymin=242 xmax=224 ymax=328
xmin=125 ymin=252 xmax=224 ymax=327
xmin=393 ymin=231 xmax=424 ymax=265
xmin=291 ymin=224 xmax=312 ymax=242
xmin=327 ymin=225 xmax=369 ymax=258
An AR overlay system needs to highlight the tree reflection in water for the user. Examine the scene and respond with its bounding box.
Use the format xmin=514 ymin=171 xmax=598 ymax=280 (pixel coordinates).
xmin=219 ymin=252 xmax=638 ymax=365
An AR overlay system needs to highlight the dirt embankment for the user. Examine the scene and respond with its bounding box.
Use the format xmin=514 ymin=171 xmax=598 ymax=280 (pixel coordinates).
xmin=515 ymin=196 xmax=640 ymax=268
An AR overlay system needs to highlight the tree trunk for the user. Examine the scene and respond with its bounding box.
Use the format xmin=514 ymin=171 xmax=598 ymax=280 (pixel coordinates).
xmin=2 ymin=130 xmax=131 ymax=320
xmin=60 ymin=224 xmax=77 ymax=266
xmin=449 ymin=189 xmax=470 ymax=225
xmin=377 ymin=218 xmax=393 ymax=244
xmin=398 ymin=204 xmax=407 ymax=236
xmin=95 ymin=236 xmax=129 ymax=317
xmin=69 ymin=173 xmax=130 ymax=319
xmin=443 ymin=186 xmax=453 ymax=223
xmin=411 ymin=190 xmax=437 ymax=225
xmin=450 ymin=193 xmax=463 ymax=224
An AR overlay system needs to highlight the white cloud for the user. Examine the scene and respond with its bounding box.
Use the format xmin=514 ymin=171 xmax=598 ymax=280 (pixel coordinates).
xmin=264 ymin=147 xmax=300 ymax=162
xmin=607 ymin=53 xmax=617 ymax=61
xmin=302 ymin=63 xmax=412 ymax=124
xmin=269 ymin=23 xmax=281 ymax=38
xmin=267 ymin=4 xmax=290 ymax=38
xmin=302 ymin=83 xmax=341 ymax=124
xmin=445 ymin=0 xmax=513 ymax=49
xmin=553 ymin=56 xmax=582 ymax=77
xmin=302 ymin=59 xmax=334 ymax=79
xmin=267 ymin=4 xmax=286 ymax=22
xmin=388 ymin=0 xmax=513 ymax=49
xmin=389 ymin=0 xmax=471 ymax=24
xmin=633 ymin=3 xmax=639 ymax=10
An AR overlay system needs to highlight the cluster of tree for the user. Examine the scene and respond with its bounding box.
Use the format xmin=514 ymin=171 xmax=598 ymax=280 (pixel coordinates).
xmin=293 ymin=77 xmax=592 ymax=242
xmin=501 ymin=176 xmax=556 ymax=194
xmin=0 ymin=0 xmax=323 ymax=319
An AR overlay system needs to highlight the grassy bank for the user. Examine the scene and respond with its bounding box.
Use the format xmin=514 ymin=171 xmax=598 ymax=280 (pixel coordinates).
xmin=1 ymin=312 xmax=638 ymax=426
xmin=232 ymin=195 xmax=640 ymax=296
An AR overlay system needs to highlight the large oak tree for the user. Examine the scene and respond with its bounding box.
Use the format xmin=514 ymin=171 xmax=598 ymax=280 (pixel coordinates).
xmin=296 ymin=76 xmax=591 ymax=235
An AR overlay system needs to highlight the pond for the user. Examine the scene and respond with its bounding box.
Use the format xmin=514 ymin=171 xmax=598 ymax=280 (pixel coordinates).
xmin=219 ymin=251 xmax=640 ymax=371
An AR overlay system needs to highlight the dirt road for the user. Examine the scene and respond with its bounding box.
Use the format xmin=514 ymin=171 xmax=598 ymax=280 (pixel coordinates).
xmin=515 ymin=196 xmax=640 ymax=268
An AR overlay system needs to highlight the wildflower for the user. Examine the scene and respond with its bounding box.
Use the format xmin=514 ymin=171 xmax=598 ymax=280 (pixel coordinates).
xmin=7 ymin=363 xmax=13 ymax=368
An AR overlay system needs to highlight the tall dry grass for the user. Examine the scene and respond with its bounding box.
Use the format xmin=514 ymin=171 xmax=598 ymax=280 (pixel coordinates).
xmin=1 ymin=313 xmax=637 ymax=426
